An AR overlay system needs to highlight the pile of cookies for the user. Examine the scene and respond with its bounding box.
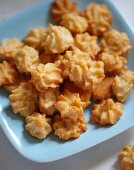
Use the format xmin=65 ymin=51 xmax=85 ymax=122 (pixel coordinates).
xmin=0 ymin=0 xmax=134 ymax=143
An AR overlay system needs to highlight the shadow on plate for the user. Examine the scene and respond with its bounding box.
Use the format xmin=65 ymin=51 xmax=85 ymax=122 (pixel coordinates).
xmin=0 ymin=87 xmax=9 ymax=97
xmin=4 ymin=105 xmax=23 ymax=122
xmin=22 ymin=130 xmax=44 ymax=144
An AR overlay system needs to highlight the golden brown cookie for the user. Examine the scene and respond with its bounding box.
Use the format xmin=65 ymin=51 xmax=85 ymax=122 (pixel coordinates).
xmin=31 ymin=63 xmax=63 ymax=92
xmin=0 ymin=61 xmax=18 ymax=86
xmin=0 ymin=38 xmax=23 ymax=60
xmin=84 ymin=3 xmax=112 ymax=35
xmin=42 ymin=24 xmax=74 ymax=54
xmin=119 ymin=146 xmax=134 ymax=170
xmin=9 ymin=82 xmax=38 ymax=117
xmin=25 ymin=112 xmax=52 ymax=139
xmin=54 ymin=89 xmax=84 ymax=122
xmin=74 ymin=32 xmax=100 ymax=59
xmin=101 ymin=29 xmax=131 ymax=57
xmin=14 ymin=45 xmax=40 ymax=74
xmin=98 ymin=52 xmax=127 ymax=75
xmin=91 ymin=98 xmax=123 ymax=125
xmin=51 ymin=0 xmax=78 ymax=22
xmin=24 ymin=27 xmax=46 ymax=52
xmin=60 ymin=13 xmax=88 ymax=34
xmin=53 ymin=114 xmax=87 ymax=140
xmin=112 ymin=71 xmax=134 ymax=102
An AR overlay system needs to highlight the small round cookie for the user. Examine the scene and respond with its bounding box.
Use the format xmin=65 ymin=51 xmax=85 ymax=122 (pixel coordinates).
xmin=59 ymin=49 xmax=92 ymax=89
xmin=14 ymin=45 xmax=40 ymax=74
xmin=24 ymin=27 xmax=46 ymax=52
xmin=74 ymin=32 xmax=100 ymax=59
xmin=60 ymin=13 xmax=88 ymax=34
xmin=31 ymin=63 xmax=63 ymax=92
xmin=51 ymin=0 xmax=78 ymax=22
xmin=0 ymin=38 xmax=23 ymax=60
xmin=0 ymin=61 xmax=18 ymax=86
xmin=42 ymin=24 xmax=74 ymax=54
xmin=53 ymin=113 xmax=87 ymax=140
xmin=112 ymin=71 xmax=134 ymax=102
xmin=98 ymin=52 xmax=127 ymax=75
xmin=101 ymin=29 xmax=131 ymax=57
xmin=9 ymin=82 xmax=38 ymax=117
xmin=91 ymin=98 xmax=124 ymax=125
xmin=84 ymin=3 xmax=112 ymax=35
xmin=54 ymin=89 xmax=84 ymax=122
xmin=25 ymin=112 xmax=52 ymax=139
xmin=119 ymin=145 xmax=134 ymax=170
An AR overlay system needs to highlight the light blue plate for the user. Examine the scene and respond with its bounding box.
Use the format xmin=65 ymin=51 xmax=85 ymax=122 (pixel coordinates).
xmin=0 ymin=0 xmax=134 ymax=163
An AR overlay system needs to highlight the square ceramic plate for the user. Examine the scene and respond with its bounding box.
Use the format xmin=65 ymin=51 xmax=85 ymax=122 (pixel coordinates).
xmin=0 ymin=0 xmax=134 ymax=163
